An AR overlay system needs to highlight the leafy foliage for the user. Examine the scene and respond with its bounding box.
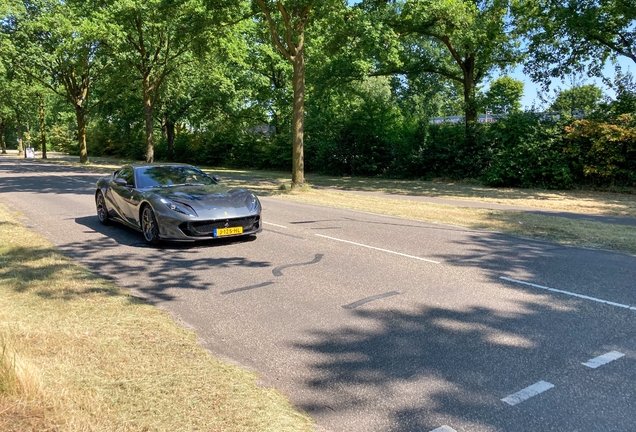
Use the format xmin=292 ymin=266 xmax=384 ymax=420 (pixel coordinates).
xmin=516 ymin=0 xmax=636 ymax=85
xmin=549 ymin=84 xmax=604 ymax=114
xmin=565 ymin=114 xmax=636 ymax=185
xmin=307 ymin=77 xmax=407 ymax=176
xmin=0 ymin=0 xmax=634 ymax=190
xmin=360 ymin=0 xmax=524 ymax=126
xmin=481 ymin=76 xmax=524 ymax=114
xmin=483 ymin=113 xmax=574 ymax=188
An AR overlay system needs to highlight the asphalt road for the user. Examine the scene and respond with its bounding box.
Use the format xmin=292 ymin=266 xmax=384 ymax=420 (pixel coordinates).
xmin=1 ymin=156 xmax=635 ymax=432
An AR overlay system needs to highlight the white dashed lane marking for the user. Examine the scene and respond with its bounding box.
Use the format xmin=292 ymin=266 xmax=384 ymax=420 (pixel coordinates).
xmin=501 ymin=381 xmax=555 ymax=406
xmin=582 ymin=351 xmax=625 ymax=369
xmin=500 ymin=277 xmax=636 ymax=311
xmin=316 ymin=234 xmax=441 ymax=264
xmin=264 ymin=222 xmax=287 ymax=229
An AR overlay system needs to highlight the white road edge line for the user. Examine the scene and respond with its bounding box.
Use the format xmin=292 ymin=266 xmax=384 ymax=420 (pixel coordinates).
xmin=430 ymin=426 xmax=457 ymax=432
xmin=500 ymin=277 xmax=636 ymax=311
xmin=582 ymin=351 xmax=625 ymax=369
xmin=264 ymin=222 xmax=287 ymax=229
xmin=315 ymin=234 xmax=440 ymax=264
xmin=501 ymin=381 xmax=554 ymax=406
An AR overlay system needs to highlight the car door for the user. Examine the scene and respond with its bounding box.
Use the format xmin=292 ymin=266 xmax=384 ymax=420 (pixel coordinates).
xmin=110 ymin=167 xmax=140 ymax=225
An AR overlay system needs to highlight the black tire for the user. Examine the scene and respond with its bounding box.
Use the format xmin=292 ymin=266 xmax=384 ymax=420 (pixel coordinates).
xmin=96 ymin=191 xmax=110 ymax=225
xmin=141 ymin=206 xmax=160 ymax=245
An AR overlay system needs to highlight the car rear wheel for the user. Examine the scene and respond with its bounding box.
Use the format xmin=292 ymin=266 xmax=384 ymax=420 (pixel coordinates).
xmin=96 ymin=191 xmax=110 ymax=225
xmin=141 ymin=206 xmax=160 ymax=245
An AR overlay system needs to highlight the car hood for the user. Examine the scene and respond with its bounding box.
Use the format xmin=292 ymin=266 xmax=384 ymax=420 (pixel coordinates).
xmin=145 ymin=185 xmax=259 ymax=214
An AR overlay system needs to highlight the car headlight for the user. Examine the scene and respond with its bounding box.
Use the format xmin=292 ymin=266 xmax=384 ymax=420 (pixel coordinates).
xmin=160 ymin=198 xmax=198 ymax=217
xmin=245 ymin=194 xmax=259 ymax=211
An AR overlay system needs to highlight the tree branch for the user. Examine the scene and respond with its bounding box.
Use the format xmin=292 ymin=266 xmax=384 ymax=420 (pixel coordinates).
xmin=255 ymin=0 xmax=293 ymax=61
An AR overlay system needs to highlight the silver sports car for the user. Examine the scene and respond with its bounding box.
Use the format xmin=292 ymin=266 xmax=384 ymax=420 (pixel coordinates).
xmin=95 ymin=164 xmax=262 ymax=244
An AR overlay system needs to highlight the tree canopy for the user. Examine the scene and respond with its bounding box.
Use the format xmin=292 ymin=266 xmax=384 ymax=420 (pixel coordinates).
xmin=0 ymin=0 xmax=634 ymax=188
xmin=516 ymin=0 xmax=636 ymax=85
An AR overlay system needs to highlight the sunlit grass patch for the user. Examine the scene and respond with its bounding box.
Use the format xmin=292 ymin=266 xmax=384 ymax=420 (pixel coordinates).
xmin=0 ymin=204 xmax=314 ymax=432
xmin=275 ymin=189 xmax=636 ymax=255
xmin=0 ymin=335 xmax=43 ymax=398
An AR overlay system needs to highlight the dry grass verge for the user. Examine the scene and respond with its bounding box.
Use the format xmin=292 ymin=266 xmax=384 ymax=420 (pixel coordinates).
xmin=216 ymin=170 xmax=636 ymax=218
xmin=0 ymin=205 xmax=314 ymax=432
xmin=302 ymin=175 xmax=636 ymax=218
xmin=275 ymin=189 xmax=636 ymax=255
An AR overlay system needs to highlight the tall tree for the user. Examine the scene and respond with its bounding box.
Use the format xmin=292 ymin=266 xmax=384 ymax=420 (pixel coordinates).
xmin=5 ymin=80 xmax=34 ymax=156
xmin=0 ymin=58 xmax=12 ymax=155
xmin=516 ymin=0 xmax=636 ymax=85
xmin=1 ymin=0 xmax=110 ymax=163
xmin=482 ymin=76 xmax=524 ymax=114
xmin=360 ymin=0 xmax=523 ymax=143
xmin=107 ymin=0 xmax=212 ymax=163
xmin=0 ymin=66 xmax=38 ymax=156
xmin=243 ymin=17 xmax=293 ymax=139
xmin=0 ymin=118 xmax=7 ymax=154
xmin=549 ymin=84 xmax=604 ymax=114
xmin=253 ymin=0 xmax=347 ymax=187
xmin=37 ymin=91 xmax=47 ymax=158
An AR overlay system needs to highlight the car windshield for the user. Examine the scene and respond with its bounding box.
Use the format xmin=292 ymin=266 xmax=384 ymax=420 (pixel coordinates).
xmin=136 ymin=166 xmax=216 ymax=188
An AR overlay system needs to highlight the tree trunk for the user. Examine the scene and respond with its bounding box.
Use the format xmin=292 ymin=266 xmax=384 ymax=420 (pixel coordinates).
xmin=39 ymin=94 xmax=47 ymax=160
xmin=462 ymin=67 xmax=478 ymax=148
xmin=17 ymin=121 xmax=24 ymax=156
xmin=291 ymin=48 xmax=306 ymax=188
xmin=166 ymin=119 xmax=175 ymax=157
xmin=143 ymin=73 xmax=155 ymax=163
xmin=75 ymin=104 xmax=89 ymax=163
xmin=463 ymin=78 xmax=477 ymax=122
xmin=0 ymin=120 xmax=6 ymax=154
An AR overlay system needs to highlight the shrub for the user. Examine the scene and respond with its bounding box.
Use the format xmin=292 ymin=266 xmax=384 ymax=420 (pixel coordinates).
xmin=48 ymin=124 xmax=77 ymax=154
xmin=565 ymin=114 xmax=636 ymax=186
xmin=482 ymin=113 xmax=575 ymax=188
xmin=408 ymin=122 xmax=490 ymax=180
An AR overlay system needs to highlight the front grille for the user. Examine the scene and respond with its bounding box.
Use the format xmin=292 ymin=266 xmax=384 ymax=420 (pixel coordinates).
xmin=180 ymin=215 xmax=260 ymax=236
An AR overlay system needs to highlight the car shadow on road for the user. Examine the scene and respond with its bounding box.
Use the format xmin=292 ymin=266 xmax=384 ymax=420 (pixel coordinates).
xmin=74 ymin=215 xmax=257 ymax=250
xmin=63 ymin=216 xmax=270 ymax=303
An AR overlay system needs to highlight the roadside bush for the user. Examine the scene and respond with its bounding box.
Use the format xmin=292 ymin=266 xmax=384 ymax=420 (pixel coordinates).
xmin=408 ymin=122 xmax=490 ymax=180
xmin=87 ymin=119 xmax=145 ymax=159
xmin=160 ymin=126 xmax=291 ymax=171
xmin=306 ymin=76 xmax=406 ymax=177
xmin=565 ymin=114 xmax=636 ymax=186
xmin=262 ymin=132 xmax=292 ymax=171
xmin=48 ymin=123 xmax=77 ymax=154
xmin=482 ymin=113 xmax=575 ymax=188
xmin=166 ymin=130 xmax=233 ymax=166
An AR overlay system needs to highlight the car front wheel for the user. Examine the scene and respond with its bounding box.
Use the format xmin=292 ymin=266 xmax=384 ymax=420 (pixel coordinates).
xmin=96 ymin=191 xmax=110 ymax=225
xmin=141 ymin=206 xmax=160 ymax=245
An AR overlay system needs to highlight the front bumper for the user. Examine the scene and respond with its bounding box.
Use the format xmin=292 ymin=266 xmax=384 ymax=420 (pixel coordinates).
xmin=158 ymin=213 xmax=262 ymax=241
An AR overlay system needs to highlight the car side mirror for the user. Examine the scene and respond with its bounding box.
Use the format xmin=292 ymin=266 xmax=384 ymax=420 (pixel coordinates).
xmin=113 ymin=178 xmax=129 ymax=187
xmin=212 ymin=175 xmax=220 ymax=183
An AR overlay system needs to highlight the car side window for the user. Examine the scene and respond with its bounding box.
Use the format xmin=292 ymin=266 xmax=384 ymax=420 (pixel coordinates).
xmin=114 ymin=167 xmax=135 ymax=187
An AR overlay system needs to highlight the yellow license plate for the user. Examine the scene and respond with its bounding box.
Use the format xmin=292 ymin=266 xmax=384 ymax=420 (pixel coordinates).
xmin=215 ymin=226 xmax=243 ymax=237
